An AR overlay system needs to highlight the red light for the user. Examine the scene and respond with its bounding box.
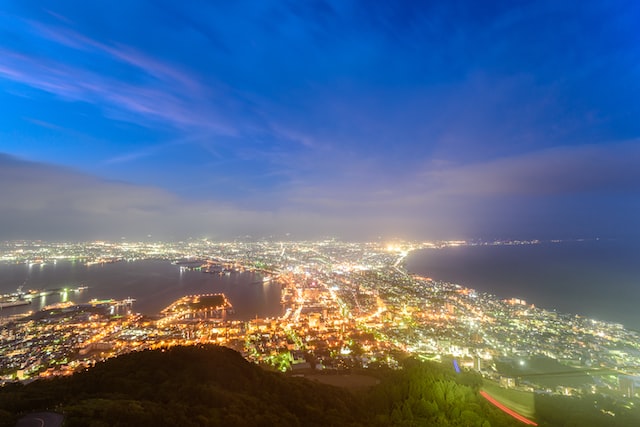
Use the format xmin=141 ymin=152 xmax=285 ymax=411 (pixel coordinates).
xmin=480 ymin=390 xmax=538 ymax=426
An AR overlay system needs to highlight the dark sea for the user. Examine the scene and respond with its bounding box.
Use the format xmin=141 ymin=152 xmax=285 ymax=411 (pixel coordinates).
xmin=406 ymin=239 xmax=640 ymax=331
xmin=0 ymin=260 xmax=282 ymax=320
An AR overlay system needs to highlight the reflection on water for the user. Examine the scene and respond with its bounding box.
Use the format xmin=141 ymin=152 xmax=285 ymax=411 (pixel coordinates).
xmin=0 ymin=260 xmax=282 ymax=320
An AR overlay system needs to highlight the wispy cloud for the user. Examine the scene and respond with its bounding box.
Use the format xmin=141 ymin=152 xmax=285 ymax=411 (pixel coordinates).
xmin=421 ymin=142 xmax=640 ymax=197
xmin=104 ymin=147 xmax=162 ymax=165
xmin=0 ymin=17 xmax=233 ymax=136
xmin=22 ymin=117 xmax=66 ymax=131
xmin=2 ymin=136 xmax=640 ymax=241
xmin=0 ymin=153 xmax=382 ymax=240
xmin=271 ymin=141 xmax=640 ymax=238
xmin=28 ymin=19 xmax=204 ymax=93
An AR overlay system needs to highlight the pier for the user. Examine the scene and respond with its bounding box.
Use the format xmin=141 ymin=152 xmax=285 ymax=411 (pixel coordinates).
xmin=159 ymin=293 xmax=233 ymax=324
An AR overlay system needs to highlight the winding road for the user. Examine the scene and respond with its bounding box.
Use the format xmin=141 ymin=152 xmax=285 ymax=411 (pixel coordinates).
xmin=16 ymin=412 xmax=63 ymax=427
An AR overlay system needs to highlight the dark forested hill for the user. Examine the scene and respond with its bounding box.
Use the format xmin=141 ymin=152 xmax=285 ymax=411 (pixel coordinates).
xmin=0 ymin=345 xmax=529 ymax=426
xmin=0 ymin=345 xmax=366 ymax=427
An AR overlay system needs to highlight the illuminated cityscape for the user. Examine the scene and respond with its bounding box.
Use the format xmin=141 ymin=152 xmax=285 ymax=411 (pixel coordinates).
xmin=2 ymin=239 xmax=639 ymax=414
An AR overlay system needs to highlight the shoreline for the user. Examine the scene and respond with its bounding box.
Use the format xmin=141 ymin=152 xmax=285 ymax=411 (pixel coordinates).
xmin=403 ymin=241 xmax=640 ymax=331
xmin=0 ymin=260 xmax=283 ymax=321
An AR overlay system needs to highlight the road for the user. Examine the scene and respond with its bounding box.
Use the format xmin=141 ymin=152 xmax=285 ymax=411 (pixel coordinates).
xmin=15 ymin=412 xmax=63 ymax=427
xmin=480 ymin=391 xmax=538 ymax=426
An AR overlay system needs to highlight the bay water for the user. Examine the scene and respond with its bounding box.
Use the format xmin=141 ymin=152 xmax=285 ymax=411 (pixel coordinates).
xmin=0 ymin=260 xmax=282 ymax=320
xmin=406 ymin=239 xmax=640 ymax=330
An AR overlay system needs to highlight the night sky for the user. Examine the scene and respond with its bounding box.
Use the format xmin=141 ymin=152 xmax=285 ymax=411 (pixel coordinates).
xmin=1 ymin=1 xmax=639 ymax=240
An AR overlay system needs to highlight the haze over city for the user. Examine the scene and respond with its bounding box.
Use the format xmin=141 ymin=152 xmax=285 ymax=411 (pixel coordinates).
xmin=1 ymin=0 xmax=639 ymax=241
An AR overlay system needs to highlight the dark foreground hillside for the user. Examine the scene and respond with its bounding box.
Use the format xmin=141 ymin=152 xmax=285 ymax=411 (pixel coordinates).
xmin=8 ymin=345 xmax=631 ymax=426
xmin=0 ymin=345 xmax=518 ymax=427
xmin=0 ymin=345 xmax=365 ymax=427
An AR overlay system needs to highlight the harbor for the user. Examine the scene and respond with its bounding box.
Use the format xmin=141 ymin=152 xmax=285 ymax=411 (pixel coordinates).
xmin=0 ymin=286 xmax=88 ymax=309
xmin=0 ymin=259 xmax=282 ymax=319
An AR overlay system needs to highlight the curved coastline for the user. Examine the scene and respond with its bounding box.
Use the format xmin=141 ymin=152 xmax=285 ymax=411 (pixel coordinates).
xmin=0 ymin=260 xmax=282 ymax=320
xmin=403 ymin=240 xmax=640 ymax=331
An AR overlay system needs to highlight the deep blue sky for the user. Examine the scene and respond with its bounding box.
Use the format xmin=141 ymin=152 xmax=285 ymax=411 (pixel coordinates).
xmin=1 ymin=0 xmax=639 ymax=240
